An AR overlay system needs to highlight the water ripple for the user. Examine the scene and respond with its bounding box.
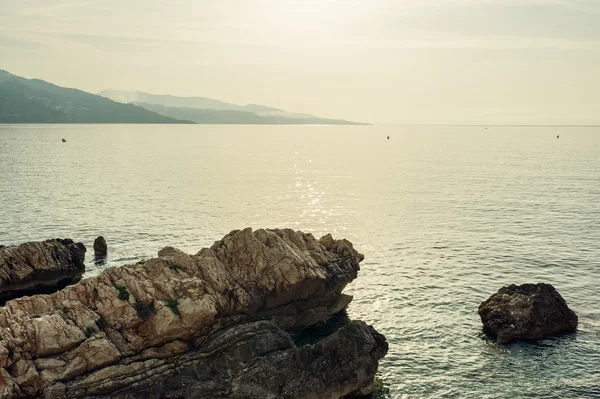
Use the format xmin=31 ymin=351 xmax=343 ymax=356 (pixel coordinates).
xmin=1 ymin=125 xmax=599 ymax=398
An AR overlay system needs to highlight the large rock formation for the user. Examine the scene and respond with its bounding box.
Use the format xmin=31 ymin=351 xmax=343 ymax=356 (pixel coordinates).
xmin=0 ymin=239 xmax=86 ymax=304
xmin=0 ymin=228 xmax=387 ymax=398
xmin=478 ymin=283 xmax=578 ymax=344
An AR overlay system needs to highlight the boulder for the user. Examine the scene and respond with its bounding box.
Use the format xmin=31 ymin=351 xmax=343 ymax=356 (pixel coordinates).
xmin=93 ymin=236 xmax=107 ymax=258
xmin=478 ymin=283 xmax=578 ymax=344
xmin=0 ymin=228 xmax=387 ymax=398
xmin=0 ymin=239 xmax=86 ymax=303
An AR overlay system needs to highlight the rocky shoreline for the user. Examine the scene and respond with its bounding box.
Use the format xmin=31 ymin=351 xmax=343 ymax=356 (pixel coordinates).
xmin=0 ymin=229 xmax=388 ymax=398
xmin=0 ymin=229 xmax=582 ymax=398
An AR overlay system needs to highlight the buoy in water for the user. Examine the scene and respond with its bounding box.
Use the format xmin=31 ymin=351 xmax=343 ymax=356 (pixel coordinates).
xmin=62 ymin=138 xmax=66 ymax=143
xmin=387 ymin=136 xmax=389 ymax=140
xmin=557 ymin=135 xmax=560 ymax=139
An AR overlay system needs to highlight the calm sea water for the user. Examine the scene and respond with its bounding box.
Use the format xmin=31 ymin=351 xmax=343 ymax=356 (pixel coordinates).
xmin=1 ymin=124 xmax=599 ymax=398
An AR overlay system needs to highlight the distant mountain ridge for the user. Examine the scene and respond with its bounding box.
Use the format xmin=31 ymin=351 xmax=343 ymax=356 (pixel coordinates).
xmin=99 ymin=90 xmax=365 ymax=125
xmin=132 ymin=102 xmax=363 ymax=125
xmin=0 ymin=70 xmax=191 ymax=124
xmin=0 ymin=69 xmax=365 ymax=125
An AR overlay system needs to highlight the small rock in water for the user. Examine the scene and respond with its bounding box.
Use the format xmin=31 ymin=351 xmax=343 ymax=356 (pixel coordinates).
xmin=478 ymin=283 xmax=578 ymax=344
xmin=93 ymin=236 xmax=107 ymax=257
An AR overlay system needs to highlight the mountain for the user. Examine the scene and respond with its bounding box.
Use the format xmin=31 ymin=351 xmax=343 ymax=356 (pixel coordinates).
xmin=99 ymin=90 xmax=366 ymax=125
xmin=98 ymin=90 xmax=245 ymax=112
xmin=0 ymin=70 xmax=365 ymax=125
xmin=133 ymin=102 xmax=364 ymax=125
xmin=0 ymin=70 xmax=191 ymax=124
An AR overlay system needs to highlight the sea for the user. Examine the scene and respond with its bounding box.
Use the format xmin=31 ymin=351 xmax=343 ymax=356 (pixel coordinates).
xmin=0 ymin=124 xmax=599 ymax=398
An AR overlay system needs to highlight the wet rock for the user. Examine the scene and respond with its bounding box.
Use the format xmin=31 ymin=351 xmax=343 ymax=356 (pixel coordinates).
xmin=0 ymin=239 xmax=86 ymax=303
xmin=0 ymin=228 xmax=386 ymax=398
xmin=93 ymin=236 xmax=107 ymax=258
xmin=478 ymin=283 xmax=578 ymax=344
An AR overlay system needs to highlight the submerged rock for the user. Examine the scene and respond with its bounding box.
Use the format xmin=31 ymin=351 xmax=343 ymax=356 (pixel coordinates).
xmin=0 ymin=239 xmax=86 ymax=304
xmin=0 ymin=228 xmax=387 ymax=398
xmin=478 ymin=283 xmax=578 ymax=344
xmin=93 ymin=236 xmax=107 ymax=257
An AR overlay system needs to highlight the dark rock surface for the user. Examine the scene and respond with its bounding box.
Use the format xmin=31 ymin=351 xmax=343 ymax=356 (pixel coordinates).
xmin=478 ymin=283 xmax=578 ymax=344
xmin=0 ymin=239 xmax=86 ymax=303
xmin=45 ymin=317 xmax=387 ymax=399
xmin=93 ymin=236 xmax=107 ymax=257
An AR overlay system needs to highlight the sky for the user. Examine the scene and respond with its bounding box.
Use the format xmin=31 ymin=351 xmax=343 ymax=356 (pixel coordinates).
xmin=1 ymin=0 xmax=599 ymax=125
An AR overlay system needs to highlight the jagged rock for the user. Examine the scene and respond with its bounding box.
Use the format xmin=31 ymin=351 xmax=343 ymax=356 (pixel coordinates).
xmin=478 ymin=283 xmax=578 ymax=344
xmin=0 ymin=228 xmax=387 ymax=398
xmin=93 ymin=237 xmax=107 ymax=258
xmin=0 ymin=239 xmax=86 ymax=303
xmin=44 ymin=317 xmax=387 ymax=399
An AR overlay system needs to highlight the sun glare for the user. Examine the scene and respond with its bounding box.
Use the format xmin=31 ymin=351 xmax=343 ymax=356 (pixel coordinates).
xmin=267 ymin=0 xmax=368 ymax=32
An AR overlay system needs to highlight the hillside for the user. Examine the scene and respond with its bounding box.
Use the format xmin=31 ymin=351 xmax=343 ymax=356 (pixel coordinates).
xmin=0 ymin=70 xmax=191 ymax=124
xmin=134 ymin=102 xmax=365 ymax=125
xmin=99 ymin=90 xmax=366 ymax=125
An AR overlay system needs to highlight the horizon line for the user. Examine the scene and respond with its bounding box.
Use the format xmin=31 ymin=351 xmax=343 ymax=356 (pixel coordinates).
xmin=377 ymin=124 xmax=600 ymax=128
xmin=1 ymin=123 xmax=599 ymax=128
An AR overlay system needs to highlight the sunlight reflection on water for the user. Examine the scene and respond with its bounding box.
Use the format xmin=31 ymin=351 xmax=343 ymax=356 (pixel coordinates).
xmin=1 ymin=124 xmax=599 ymax=398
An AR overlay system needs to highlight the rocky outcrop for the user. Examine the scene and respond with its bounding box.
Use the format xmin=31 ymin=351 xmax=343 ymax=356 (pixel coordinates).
xmin=0 ymin=228 xmax=387 ymax=398
xmin=0 ymin=239 xmax=86 ymax=304
xmin=44 ymin=316 xmax=387 ymax=399
xmin=478 ymin=283 xmax=578 ymax=344
xmin=93 ymin=237 xmax=107 ymax=258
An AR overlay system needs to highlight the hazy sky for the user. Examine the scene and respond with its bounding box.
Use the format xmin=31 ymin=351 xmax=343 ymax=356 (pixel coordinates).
xmin=1 ymin=0 xmax=599 ymax=124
